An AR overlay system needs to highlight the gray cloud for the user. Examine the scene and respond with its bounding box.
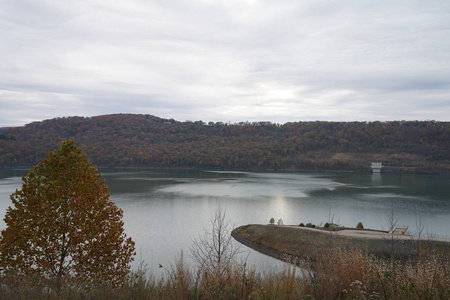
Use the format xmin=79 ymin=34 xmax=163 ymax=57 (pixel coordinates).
xmin=1 ymin=0 xmax=450 ymax=127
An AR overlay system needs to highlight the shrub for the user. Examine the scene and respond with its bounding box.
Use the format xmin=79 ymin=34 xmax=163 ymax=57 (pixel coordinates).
xmin=299 ymin=223 xmax=305 ymax=227
xmin=356 ymin=222 xmax=364 ymax=229
xmin=270 ymin=217 xmax=275 ymax=224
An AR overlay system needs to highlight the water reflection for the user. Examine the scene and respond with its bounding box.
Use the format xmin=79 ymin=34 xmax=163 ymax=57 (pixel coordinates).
xmin=371 ymin=173 xmax=382 ymax=184
xmin=269 ymin=193 xmax=290 ymax=223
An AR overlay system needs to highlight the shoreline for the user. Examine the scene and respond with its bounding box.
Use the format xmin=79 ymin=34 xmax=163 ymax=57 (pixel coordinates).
xmin=232 ymin=224 xmax=450 ymax=263
xmin=232 ymin=225 xmax=296 ymax=262
xmin=3 ymin=165 xmax=450 ymax=176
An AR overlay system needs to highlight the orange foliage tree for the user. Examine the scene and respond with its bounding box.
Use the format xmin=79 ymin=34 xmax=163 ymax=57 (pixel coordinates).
xmin=0 ymin=140 xmax=135 ymax=287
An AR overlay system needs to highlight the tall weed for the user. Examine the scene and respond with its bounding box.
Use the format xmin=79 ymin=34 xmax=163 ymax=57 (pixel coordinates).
xmin=1 ymin=246 xmax=449 ymax=299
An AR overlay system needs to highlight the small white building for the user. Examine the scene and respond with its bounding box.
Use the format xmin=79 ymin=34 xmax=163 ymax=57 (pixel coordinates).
xmin=371 ymin=162 xmax=383 ymax=173
xmin=389 ymin=227 xmax=410 ymax=235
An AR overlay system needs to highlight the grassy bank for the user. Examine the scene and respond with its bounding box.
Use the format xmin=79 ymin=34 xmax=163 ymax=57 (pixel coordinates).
xmin=231 ymin=224 xmax=450 ymax=262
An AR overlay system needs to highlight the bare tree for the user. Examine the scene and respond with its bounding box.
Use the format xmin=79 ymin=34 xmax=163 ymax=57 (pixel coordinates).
xmin=190 ymin=205 xmax=240 ymax=272
xmin=385 ymin=201 xmax=399 ymax=234
xmin=384 ymin=201 xmax=402 ymax=264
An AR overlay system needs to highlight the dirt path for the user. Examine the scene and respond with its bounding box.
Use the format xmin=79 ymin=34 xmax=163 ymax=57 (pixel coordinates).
xmin=279 ymin=225 xmax=450 ymax=242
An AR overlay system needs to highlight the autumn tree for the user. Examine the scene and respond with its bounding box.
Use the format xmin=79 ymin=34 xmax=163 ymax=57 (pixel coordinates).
xmin=0 ymin=140 xmax=135 ymax=288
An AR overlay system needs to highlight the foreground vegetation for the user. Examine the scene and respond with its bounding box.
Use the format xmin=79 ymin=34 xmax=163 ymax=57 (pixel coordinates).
xmin=1 ymin=114 xmax=450 ymax=173
xmin=1 ymin=246 xmax=448 ymax=299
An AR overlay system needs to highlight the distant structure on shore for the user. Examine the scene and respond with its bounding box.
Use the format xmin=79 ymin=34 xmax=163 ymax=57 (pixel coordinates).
xmin=371 ymin=162 xmax=383 ymax=173
xmin=389 ymin=227 xmax=410 ymax=236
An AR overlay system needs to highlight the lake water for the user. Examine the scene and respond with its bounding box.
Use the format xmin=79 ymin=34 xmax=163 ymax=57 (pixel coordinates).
xmin=1 ymin=169 xmax=449 ymax=276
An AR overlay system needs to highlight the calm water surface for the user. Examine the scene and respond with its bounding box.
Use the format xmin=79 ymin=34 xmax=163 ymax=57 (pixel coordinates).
xmin=1 ymin=169 xmax=449 ymax=275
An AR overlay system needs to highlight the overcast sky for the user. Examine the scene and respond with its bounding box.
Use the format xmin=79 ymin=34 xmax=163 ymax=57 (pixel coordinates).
xmin=1 ymin=0 xmax=449 ymax=127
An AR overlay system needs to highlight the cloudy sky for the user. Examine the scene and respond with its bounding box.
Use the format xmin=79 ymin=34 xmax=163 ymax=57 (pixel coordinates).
xmin=1 ymin=0 xmax=449 ymax=127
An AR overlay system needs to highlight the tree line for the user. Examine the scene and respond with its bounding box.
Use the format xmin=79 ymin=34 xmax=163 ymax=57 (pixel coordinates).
xmin=0 ymin=114 xmax=449 ymax=173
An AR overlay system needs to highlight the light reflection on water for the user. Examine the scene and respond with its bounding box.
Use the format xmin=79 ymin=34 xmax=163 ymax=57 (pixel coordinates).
xmin=0 ymin=169 xmax=449 ymax=276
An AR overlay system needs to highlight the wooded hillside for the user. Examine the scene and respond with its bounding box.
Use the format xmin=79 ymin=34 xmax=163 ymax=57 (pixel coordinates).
xmin=1 ymin=114 xmax=449 ymax=174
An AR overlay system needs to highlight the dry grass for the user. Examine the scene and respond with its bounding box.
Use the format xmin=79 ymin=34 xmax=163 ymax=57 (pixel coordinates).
xmin=1 ymin=247 xmax=449 ymax=299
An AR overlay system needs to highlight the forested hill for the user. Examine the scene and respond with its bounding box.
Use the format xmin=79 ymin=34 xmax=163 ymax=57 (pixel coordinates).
xmin=1 ymin=114 xmax=449 ymax=174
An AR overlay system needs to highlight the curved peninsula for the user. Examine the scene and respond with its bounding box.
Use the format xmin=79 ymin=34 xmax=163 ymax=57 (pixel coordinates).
xmin=232 ymin=224 xmax=450 ymax=262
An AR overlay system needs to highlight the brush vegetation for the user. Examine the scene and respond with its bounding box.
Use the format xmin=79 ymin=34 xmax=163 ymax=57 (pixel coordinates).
xmin=0 ymin=244 xmax=448 ymax=299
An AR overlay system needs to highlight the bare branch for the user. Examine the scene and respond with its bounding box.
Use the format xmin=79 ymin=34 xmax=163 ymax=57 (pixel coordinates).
xmin=190 ymin=205 xmax=240 ymax=272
